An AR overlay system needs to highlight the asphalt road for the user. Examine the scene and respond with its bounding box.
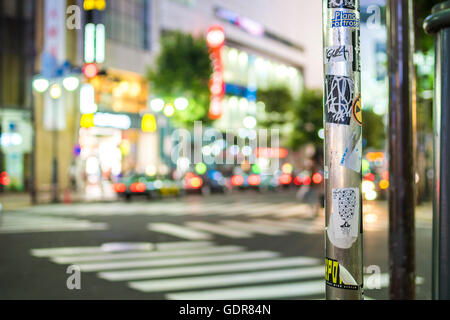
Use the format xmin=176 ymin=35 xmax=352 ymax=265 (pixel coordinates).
xmin=0 ymin=190 xmax=433 ymax=300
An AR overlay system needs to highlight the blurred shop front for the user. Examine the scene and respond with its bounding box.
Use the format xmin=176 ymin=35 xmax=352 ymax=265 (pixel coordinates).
xmin=76 ymin=70 xmax=159 ymax=199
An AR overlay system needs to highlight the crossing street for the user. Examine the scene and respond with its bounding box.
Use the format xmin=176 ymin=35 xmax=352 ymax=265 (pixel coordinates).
xmin=31 ymin=240 xmax=424 ymax=299
xmin=0 ymin=191 xmax=432 ymax=299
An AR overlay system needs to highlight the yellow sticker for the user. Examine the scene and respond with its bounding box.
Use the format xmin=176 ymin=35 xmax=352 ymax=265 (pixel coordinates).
xmin=352 ymin=94 xmax=362 ymax=125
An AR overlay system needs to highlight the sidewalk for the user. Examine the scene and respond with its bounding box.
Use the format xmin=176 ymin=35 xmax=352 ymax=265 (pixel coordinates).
xmin=0 ymin=193 xmax=32 ymax=211
xmin=0 ymin=190 xmax=119 ymax=212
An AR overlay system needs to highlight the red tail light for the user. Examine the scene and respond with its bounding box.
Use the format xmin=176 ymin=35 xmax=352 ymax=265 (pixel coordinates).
xmin=130 ymin=182 xmax=146 ymax=193
xmin=294 ymin=176 xmax=302 ymax=186
xmin=248 ymin=174 xmax=261 ymax=186
xmin=0 ymin=172 xmax=10 ymax=186
xmin=113 ymin=183 xmax=126 ymax=193
xmin=189 ymin=177 xmax=203 ymax=189
xmin=279 ymin=174 xmax=293 ymax=185
xmin=231 ymin=175 xmax=244 ymax=186
xmin=302 ymin=176 xmax=312 ymax=186
xmin=312 ymin=172 xmax=323 ymax=184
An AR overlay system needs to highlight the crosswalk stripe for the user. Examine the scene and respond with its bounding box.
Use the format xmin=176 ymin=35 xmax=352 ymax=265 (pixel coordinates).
xmin=148 ymin=223 xmax=212 ymax=240
xmin=243 ymin=203 xmax=298 ymax=217
xmin=77 ymin=251 xmax=280 ymax=272
xmin=252 ymin=219 xmax=322 ymax=234
xmin=222 ymin=202 xmax=268 ymax=216
xmin=99 ymin=256 xmax=321 ymax=281
xmin=219 ymin=220 xmax=287 ymax=236
xmin=50 ymin=245 xmax=244 ymax=264
xmin=186 ymin=222 xmax=252 ymax=238
xmin=166 ymin=280 xmax=325 ymax=300
xmin=129 ymin=266 xmax=324 ymax=292
xmin=166 ymin=272 xmax=406 ymax=300
xmin=0 ymin=223 xmax=108 ymax=234
xmin=274 ymin=205 xmax=318 ymax=218
xmin=155 ymin=241 xmax=213 ymax=251
xmin=31 ymin=241 xmax=213 ymax=258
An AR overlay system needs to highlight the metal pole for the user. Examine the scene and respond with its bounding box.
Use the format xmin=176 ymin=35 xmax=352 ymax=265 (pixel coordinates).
xmin=424 ymin=0 xmax=450 ymax=300
xmin=323 ymin=0 xmax=363 ymax=300
xmin=52 ymin=98 xmax=59 ymax=203
xmin=386 ymin=0 xmax=416 ymax=300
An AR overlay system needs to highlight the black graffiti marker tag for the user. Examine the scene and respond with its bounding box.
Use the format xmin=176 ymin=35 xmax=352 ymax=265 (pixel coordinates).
xmin=328 ymin=0 xmax=356 ymax=10
xmin=325 ymin=75 xmax=354 ymax=125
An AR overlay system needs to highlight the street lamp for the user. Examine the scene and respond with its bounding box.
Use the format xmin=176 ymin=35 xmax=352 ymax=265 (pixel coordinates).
xmin=32 ymin=78 xmax=50 ymax=93
xmin=163 ymin=104 xmax=175 ymax=117
xmin=174 ymin=97 xmax=189 ymax=111
xmin=63 ymin=76 xmax=80 ymax=92
xmin=150 ymin=98 xmax=165 ymax=112
xmin=49 ymin=83 xmax=62 ymax=203
xmin=32 ymin=75 xmax=80 ymax=203
xmin=49 ymin=84 xmax=62 ymax=99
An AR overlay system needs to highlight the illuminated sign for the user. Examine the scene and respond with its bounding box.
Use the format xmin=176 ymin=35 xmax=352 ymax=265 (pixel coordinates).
xmin=215 ymin=7 xmax=264 ymax=36
xmin=206 ymin=25 xmax=225 ymax=120
xmin=255 ymin=147 xmax=288 ymax=159
xmin=83 ymin=0 xmax=106 ymax=11
xmin=80 ymin=113 xmax=94 ymax=128
xmin=141 ymin=114 xmax=157 ymax=133
xmin=84 ymin=24 xmax=105 ymax=64
xmin=0 ymin=133 xmax=23 ymax=147
xmin=80 ymin=83 xmax=98 ymax=114
xmin=94 ymin=112 xmax=131 ymax=130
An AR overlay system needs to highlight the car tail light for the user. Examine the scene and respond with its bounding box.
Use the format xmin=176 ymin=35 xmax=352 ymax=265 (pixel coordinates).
xmin=189 ymin=177 xmax=203 ymax=189
xmin=279 ymin=174 xmax=293 ymax=185
xmin=248 ymin=174 xmax=261 ymax=186
xmin=312 ymin=172 xmax=323 ymax=184
xmin=231 ymin=175 xmax=244 ymax=186
xmin=113 ymin=183 xmax=126 ymax=193
xmin=302 ymin=176 xmax=312 ymax=186
xmin=130 ymin=182 xmax=146 ymax=193
xmin=294 ymin=176 xmax=302 ymax=186
xmin=0 ymin=172 xmax=10 ymax=186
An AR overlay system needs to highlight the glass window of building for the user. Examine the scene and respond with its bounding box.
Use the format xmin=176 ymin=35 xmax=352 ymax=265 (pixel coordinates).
xmin=105 ymin=0 xmax=149 ymax=49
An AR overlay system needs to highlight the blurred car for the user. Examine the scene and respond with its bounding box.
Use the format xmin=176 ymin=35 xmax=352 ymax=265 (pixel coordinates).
xmin=113 ymin=174 xmax=180 ymax=200
xmin=203 ymin=170 xmax=227 ymax=194
xmin=229 ymin=173 xmax=263 ymax=191
xmin=182 ymin=172 xmax=204 ymax=194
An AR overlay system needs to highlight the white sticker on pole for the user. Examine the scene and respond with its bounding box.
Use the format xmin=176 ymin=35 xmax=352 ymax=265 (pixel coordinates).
xmin=327 ymin=187 xmax=359 ymax=249
xmin=340 ymin=132 xmax=362 ymax=173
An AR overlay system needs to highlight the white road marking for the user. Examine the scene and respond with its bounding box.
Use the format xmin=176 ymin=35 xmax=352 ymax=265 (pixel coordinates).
xmin=219 ymin=220 xmax=287 ymax=235
xmin=77 ymin=251 xmax=280 ymax=272
xmin=31 ymin=241 xmax=213 ymax=258
xmin=186 ymin=221 xmax=252 ymax=238
xmin=148 ymin=223 xmax=212 ymax=240
xmin=99 ymin=256 xmax=321 ymax=281
xmin=155 ymin=241 xmax=213 ymax=251
xmin=51 ymin=245 xmax=244 ymax=264
xmin=252 ymin=219 xmax=322 ymax=234
xmin=243 ymin=203 xmax=298 ymax=217
xmin=129 ymin=266 xmax=324 ymax=292
xmin=166 ymin=280 xmax=325 ymax=300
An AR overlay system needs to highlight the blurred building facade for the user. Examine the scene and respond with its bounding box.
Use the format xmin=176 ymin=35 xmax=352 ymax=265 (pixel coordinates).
xmin=0 ymin=0 xmax=35 ymax=193
xmin=29 ymin=0 xmax=324 ymax=201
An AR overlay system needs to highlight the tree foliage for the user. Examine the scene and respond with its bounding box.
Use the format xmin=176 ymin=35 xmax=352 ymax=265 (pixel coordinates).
xmin=288 ymin=88 xmax=324 ymax=149
xmin=363 ymin=109 xmax=386 ymax=150
xmin=147 ymin=31 xmax=212 ymax=127
xmin=257 ymin=87 xmax=295 ymax=128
